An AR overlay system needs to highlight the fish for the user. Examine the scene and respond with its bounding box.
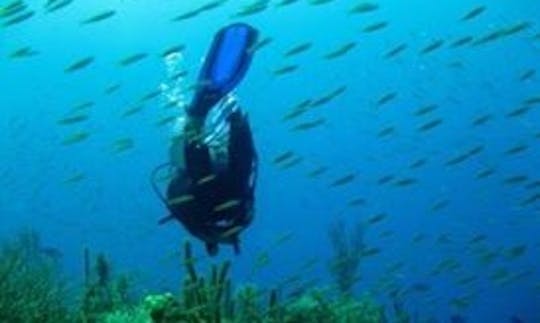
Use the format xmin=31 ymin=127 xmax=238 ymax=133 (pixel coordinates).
xmin=503 ymin=175 xmax=528 ymax=185
xmin=524 ymin=180 xmax=540 ymax=190
xmin=282 ymin=100 xmax=312 ymax=121
xmin=420 ymin=40 xmax=445 ymax=54
xmin=248 ymin=37 xmax=273 ymax=53
xmin=469 ymin=234 xmax=487 ymax=244
xmin=394 ymin=178 xmax=417 ymax=187
xmin=349 ymin=2 xmax=379 ymax=14
xmin=476 ymin=168 xmax=495 ymax=179
xmin=450 ymin=314 xmax=468 ymax=323
xmin=290 ymin=118 xmax=325 ymax=131
xmin=431 ymin=199 xmax=449 ymax=212
xmin=409 ymin=282 xmax=431 ymax=293
xmin=446 ymin=152 xmax=471 ymax=166
xmin=323 ymin=42 xmax=356 ymax=60
xmin=273 ymin=65 xmax=299 ymax=76
xmin=0 ymin=1 xmax=26 ymax=19
xmin=276 ymin=0 xmax=300 ymax=7
xmin=63 ymin=172 xmax=86 ymax=184
xmin=414 ymin=104 xmax=438 ymax=116
xmin=361 ymin=247 xmax=381 ymax=257
xmin=213 ymin=199 xmax=241 ymax=212
xmin=2 ymin=10 xmax=34 ymax=27
xmin=472 ymin=30 xmax=505 ymax=46
xmin=172 ymin=9 xmax=200 ymax=21
xmin=45 ymin=0 xmax=74 ymax=13
xmin=308 ymin=0 xmax=335 ymax=5
xmin=367 ymin=213 xmax=387 ymax=224
xmin=279 ymin=156 xmax=303 ymax=169
xmin=167 ymin=194 xmax=194 ymax=206
xmin=61 ymin=132 xmax=90 ymax=145
xmin=471 ymin=114 xmax=492 ymax=126
xmin=412 ymin=233 xmax=426 ymax=243
xmin=64 ymin=57 xmax=94 ymax=73
xmin=104 ymin=84 xmax=121 ymax=95
xmin=122 ymin=106 xmax=143 ymax=117
xmin=112 ymin=138 xmax=134 ymax=153
xmin=521 ymin=193 xmax=540 ymax=206
xmin=362 ymin=21 xmax=388 ymax=33
xmin=506 ymin=106 xmax=531 ymax=118
xmin=377 ymin=174 xmax=395 ymax=185
xmin=384 ymin=43 xmax=408 ymax=60
xmin=162 ymin=45 xmax=185 ymax=58
xmin=220 ymin=226 xmax=244 ymax=238
xmin=347 ymin=197 xmax=366 ymax=207
xmin=418 ymin=118 xmax=443 ymax=132
xmin=9 ymin=46 xmax=39 ymax=59
xmin=80 ymin=10 xmax=116 ymax=25
xmin=233 ymin=2 xmax=268 ymax=18
xmin=504 ymin=245 xmax=527 ymax=259
xmin=519 ymin=69 xmax=535 ymax=82
xmin=307 ymin=166 xmax=327 ymax=178
xmin=284 ymin=42 xmax=312 ymax=57
xmin=310 ymin=86 xmax=347 ymax=107
xmin=71 ymin=101 xmax=94 ymax=112
xmin=329 ymin=173 xmax=356 ymax=187
xmin=38 ymin=246 xmax=63 ymax=260
xmin=156 ymin=116 xmax=177 ymax=127
xmin=409 ymin=158 xmax=427 ymax=169
xmin=450 ymin=36 xmax=474 ymax=48
xmin=273 ymin=151 xmax=295 ymax=164
xmin=500 ymin=21 xmax=532 ymax=37
xmin=377 ymin=126 xmax=395 ymax=138
xmin=118 ymin=53 xmax=148 ymax=66
xmin=196 ymin=174 xmax=216 ymax=185
xmin=461 ymin=6 xmax=486 ymax=21
xmin=377 ymin=92 xmax=397 ymax=107
xmin=505 ymin=144 xmax=528 ymax=155
xmin=140 ymin=89 xmax=161 ymax=102
xmin=467 ymin=145 xmax=484 ymax=156
xmin=523 ymin=95 xmax=540 ymax=106
xmin=473 ymin=22 xmax=532 ymax=46
xmin=57 ymin=114 xmax=89 ymax=125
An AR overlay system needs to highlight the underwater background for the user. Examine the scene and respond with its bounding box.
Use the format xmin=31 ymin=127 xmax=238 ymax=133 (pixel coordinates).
xmin=1 ymin=0 xmax=539 ymax=322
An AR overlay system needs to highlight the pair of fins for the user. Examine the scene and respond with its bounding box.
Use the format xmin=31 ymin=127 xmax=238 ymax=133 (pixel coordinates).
xmin=187 ymin=23 xmax=259 ymax=119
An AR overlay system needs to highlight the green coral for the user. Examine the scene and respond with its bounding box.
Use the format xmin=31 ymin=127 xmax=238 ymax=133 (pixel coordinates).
xmin=80 ymin=250 xmax=135 ymax=322
xmin=0 ymin=229 xmax=70 ymax=322
xmin=285 ymin=291 xmax=382 ymax=323
xmin=134 ymin=240 xmax=385 ymax=323
xmin=0 ymin=231 xmax=386 ymax=323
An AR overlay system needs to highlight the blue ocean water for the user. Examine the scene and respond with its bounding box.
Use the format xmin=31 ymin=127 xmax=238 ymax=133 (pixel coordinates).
xmin=1 ymin=0 xmax=539 ymax=322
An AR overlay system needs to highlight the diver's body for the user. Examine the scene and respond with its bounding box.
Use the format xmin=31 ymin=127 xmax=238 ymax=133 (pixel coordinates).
xmin=157 ymin=23 xmax=259 ymax=256
xmin=165 ymin=110 xmax=257 ymax=255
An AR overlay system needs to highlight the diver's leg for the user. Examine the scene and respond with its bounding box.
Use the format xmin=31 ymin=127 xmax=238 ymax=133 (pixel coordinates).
xmin=184 ymin=141 xmax=213 ymax=182
xmin=205 ymin=242 xmax=219 ymax=256
xmin=227 ymin=110 xmax=257 ymax=194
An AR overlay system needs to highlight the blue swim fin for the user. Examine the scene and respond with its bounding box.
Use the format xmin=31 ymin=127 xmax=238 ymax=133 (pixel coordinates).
xmin=188 ymin=23 xmax=259 ymax=119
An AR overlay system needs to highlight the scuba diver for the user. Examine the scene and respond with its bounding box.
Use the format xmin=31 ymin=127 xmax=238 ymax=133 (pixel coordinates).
xmin=152 ymin=23 xmax=259 ymax=256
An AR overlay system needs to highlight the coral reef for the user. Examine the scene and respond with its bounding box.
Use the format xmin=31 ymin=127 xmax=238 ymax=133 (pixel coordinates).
xmin=327 ymin=219 xmax=365 ymax=295
xmin=80 ymin=249 xmax=134 ymax=322
xmin=0 ymin=229 xmax=70 ymax=322
xmin=140 ymin=240 xmax=385 ymax=323
xmin=0 ymin=230 xmax=385 ymax=323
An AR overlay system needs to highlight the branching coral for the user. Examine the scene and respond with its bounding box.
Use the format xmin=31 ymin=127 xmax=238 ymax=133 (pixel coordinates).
xmin=328 ymin=220 xmax=365 ymax=295
xmin=80 ymin=249 xmax=134 ymax=322
xmin=0 ymin=229 xmax=69 ymax=322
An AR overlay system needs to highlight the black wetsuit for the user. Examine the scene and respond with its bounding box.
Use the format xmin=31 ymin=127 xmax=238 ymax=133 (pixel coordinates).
xmin=166 ymin=110 xmax=257 ymax=255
